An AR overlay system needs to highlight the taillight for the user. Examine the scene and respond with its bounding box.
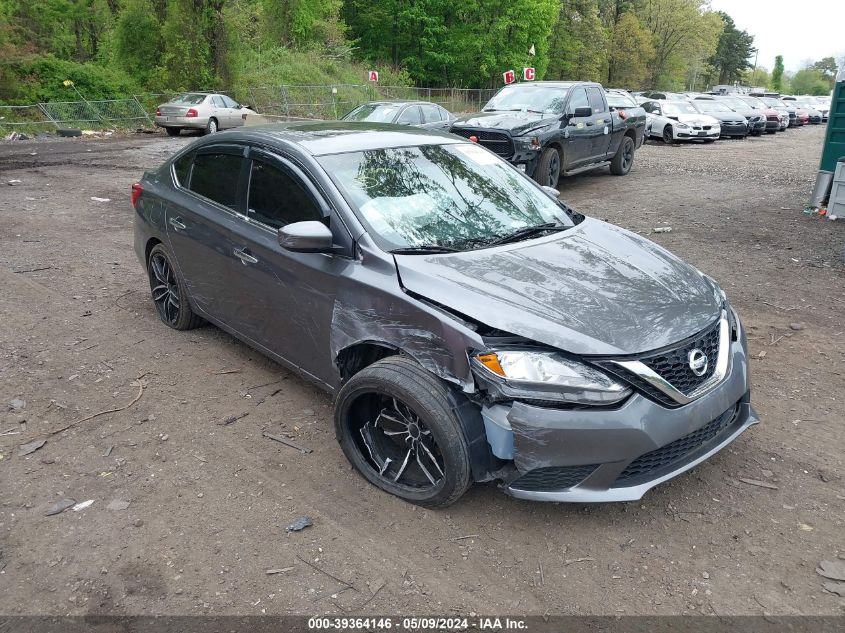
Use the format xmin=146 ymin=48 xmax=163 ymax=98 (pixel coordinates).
xmin=185 ymin=108 xmax=198 ymax=118
xmin=155 ymin=107 xmax=161 ymax=116
xmin=131 ymin=183 xmax=143 ymax=207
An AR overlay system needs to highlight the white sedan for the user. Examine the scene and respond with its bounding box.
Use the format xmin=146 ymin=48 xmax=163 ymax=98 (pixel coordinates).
xmin=642 ymin=100 xmax=721 ymax=144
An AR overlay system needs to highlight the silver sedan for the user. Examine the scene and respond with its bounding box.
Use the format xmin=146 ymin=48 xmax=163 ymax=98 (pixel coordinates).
xmin=155 ymin=93 xmax=256 ymax=136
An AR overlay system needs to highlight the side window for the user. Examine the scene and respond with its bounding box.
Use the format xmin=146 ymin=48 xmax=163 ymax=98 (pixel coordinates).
xmin=642 ymin=101 xmax=653 ymax=113
xmin=439 ymin=106 xmax=452 ymax=121
xmin=212 ymin=96 xmax=225 ymax=108
xmin=566 ymin=88 xmax=589 ymax=115
xmin=221 ymin=95 xmax=238 ymax=108
xmin=420 ymin=104 xmax=442 ymax=123
xmin=586 ymin=87 xmax=606 ymax=113
xmin=172 ymin=152 xmax=193 ymax=187
xmin=247 ymin=159 xmax=323 ymax=229
xmin=397 ymin=106 xmax=423 ymax=125
xmin=189 ymin=152 xmax=244 ymax=209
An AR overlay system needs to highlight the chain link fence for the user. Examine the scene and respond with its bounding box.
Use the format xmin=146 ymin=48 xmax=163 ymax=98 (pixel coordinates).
xmin=1 ymin=85 xmax=497 ymax=134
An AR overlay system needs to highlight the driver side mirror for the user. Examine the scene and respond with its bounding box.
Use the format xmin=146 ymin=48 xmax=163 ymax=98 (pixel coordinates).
xmin=278 ymin=221 xmax=334 ymax=253
xmin=572 ymin=106 xmax=593 ymax=118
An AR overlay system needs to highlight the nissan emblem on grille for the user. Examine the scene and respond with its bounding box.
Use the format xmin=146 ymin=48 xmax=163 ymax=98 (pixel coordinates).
xmin=688 ymin=348 xmax=708 ymax=377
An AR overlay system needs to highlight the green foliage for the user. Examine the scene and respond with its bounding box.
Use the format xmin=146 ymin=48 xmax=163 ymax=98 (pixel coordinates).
xmin=790 ymin=68 xmax=832 ymax=96
xmin=547 ymin=0 xmax=607 ymax=82
xmin=771 ymin=55 xmax=784 ymax=92
xmin=113 ymin=0 xmax=164 ymax=86
xmin=343 ymin=0 xmax=558 ymax=88
xmin=810 ymin=57 xmax=837 ymax=82
xmin=607 ymin=12 xmax=653 ymax=88
xmin=637 ymin=0 xmax=723 ymax=89
xmin=5 ymin=55 xmax=138 ymax=103
xmin=708 ymin=11 xmax=754 ymax=84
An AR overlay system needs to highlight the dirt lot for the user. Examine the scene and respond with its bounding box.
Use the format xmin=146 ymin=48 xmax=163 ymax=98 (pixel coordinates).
xmin=0 ymin=125 xmax=843 ymax=618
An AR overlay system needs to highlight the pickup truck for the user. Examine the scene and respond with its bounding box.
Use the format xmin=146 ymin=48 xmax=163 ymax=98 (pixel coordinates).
xmin=450 ymin=81 xmax=641 ymax=189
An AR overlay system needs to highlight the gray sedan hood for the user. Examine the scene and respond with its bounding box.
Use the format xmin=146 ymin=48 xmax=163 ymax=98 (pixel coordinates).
xmin=395 ymin=219 xmax=721 ymax=356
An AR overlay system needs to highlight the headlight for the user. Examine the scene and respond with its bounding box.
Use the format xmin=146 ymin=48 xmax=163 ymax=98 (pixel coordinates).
xmin=472 ymin=350 xmax=631 ymax=405
xmin=676 ymin=122 xmax=689 ymax=129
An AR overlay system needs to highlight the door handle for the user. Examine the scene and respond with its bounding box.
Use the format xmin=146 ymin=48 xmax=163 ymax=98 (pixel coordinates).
xmin=169 ymin=217 xmax=186 ymax=231
xmin=233 ymin=247 xmax=258 ymax=265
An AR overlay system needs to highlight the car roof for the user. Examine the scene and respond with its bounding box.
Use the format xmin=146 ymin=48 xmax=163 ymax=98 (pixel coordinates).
xmin=501 ymin=81 xmax=582 ymax=88
xmin=354 ymin=100 xmax=441 ymax=107
xmin=198 ymin=122 xmax=464 ymax=156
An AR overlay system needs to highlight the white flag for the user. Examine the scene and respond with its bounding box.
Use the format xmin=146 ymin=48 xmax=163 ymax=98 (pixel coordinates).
xmin=529 ymin=44 xmax=536 ymax=56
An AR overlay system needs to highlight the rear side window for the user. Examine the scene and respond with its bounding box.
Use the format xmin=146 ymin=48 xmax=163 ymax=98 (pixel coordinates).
xmin=586 ymin=87 xmax=607 ymax=113
xmin=212 ymin=96 xmax=225 ymax=108
xmin=247 ymin=159 xmax=323 ymax=229
xmin=189 ymin=153 xmax=244 ymax=209
xmin=420 ymin=104 xmax=443 ymax=123
xmin=397 ymin=106 xmax=423 ymax=125
xmin=172 ymin=152 xmax=193 ymax=187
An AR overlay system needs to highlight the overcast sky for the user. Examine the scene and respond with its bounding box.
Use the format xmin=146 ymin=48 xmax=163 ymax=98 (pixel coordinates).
xmin=710 ymin=0 xmax=845 ymax=73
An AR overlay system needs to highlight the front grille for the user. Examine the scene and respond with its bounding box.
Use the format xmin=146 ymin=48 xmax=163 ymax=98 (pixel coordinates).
xmin=702 ymin=125 xmax=712 ymax=130
xmin=638 ymin=319 xmax=720 ymax=396
xmin=450 ymin=128 xmax=514 ymax=158
xmin=613 ymin=405 xmax=739 ymax=487
xmin=510 ymin=464 xmax=598 ymax=492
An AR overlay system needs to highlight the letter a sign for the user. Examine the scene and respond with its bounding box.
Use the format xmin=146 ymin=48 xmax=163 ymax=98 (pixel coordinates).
xmin=503 ymin=70 xmax=516 ymax=85
xmin=368 ymin=70 xmax=379 ymax=82
xmin=524 ymin=67 xmax=536 ymax=81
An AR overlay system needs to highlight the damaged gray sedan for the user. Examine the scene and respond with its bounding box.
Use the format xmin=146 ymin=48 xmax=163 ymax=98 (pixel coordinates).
xmin=132 ymin=122 xmax=758 ymax=507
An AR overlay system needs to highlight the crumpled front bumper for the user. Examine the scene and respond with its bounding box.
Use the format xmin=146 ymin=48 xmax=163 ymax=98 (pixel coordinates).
xmin=483 ymin=337 xmax=757 ymax=502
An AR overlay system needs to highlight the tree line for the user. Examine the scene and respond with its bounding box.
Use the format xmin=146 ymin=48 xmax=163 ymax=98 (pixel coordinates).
xmin=0 ymin=0 xmax=840 ymax=104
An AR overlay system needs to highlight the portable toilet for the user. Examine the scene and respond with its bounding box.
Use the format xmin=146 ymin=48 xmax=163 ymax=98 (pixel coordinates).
xmin=808 ymin=68 xmax=845 ymax=209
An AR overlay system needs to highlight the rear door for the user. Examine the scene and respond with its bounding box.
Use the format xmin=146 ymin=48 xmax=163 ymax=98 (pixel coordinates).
xmin=221 ymin=95 xmax=243 ymax=127
xmin=210 ymin=95 xmax=229 ymax=128
xmin=164 ymin=144 xmax=249 ymax=322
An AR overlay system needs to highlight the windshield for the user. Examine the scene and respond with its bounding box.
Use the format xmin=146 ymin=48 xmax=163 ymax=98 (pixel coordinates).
xmin=694 ymin=101 xmax=730 ymax=113
xmin=483 ymin=85 xmax=567 ymax=114
xmin=606 ymin=93 xmax=636 ymax=108
xmin=739 ymin=97 xmax=766 ymax=109
xmin=663 ymin=102 xmax=698 ymax=115
xmin=318 ymin=143 xmax=573 ymax=251
xmin=171 ymin=93 xmax=208 ymax=105
xmin=343 ymin=104 xmax=400 ymax=123
xmin=714 ymin=97 xmax=746 ymax=110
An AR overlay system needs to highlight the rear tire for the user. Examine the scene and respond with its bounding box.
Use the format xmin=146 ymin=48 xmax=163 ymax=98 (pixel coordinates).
xmin=165 ymin=127 xmax=181 ymax=137
xmin=610 ymin=136 xmax=635 ymax=175
xmin=147 ymin=244 xmax=204 ymax=331
xmin=533 ymin=147 xmax=561 ymax=189
xmin=205 ymin=117 xmax=218 ymax=134
xmin=334 ymin=356 xmax=473 ymax=508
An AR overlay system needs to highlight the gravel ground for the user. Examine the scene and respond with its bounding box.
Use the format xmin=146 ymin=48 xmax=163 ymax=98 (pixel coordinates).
xmin=0 ymin=125 xmax=843 ymax=618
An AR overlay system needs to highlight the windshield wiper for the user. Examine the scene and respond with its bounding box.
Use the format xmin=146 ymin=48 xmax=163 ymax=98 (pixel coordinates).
xmin=485 ymin=222 xmax=568 ymax=247
xmin=389 ymin=245 xmax=459 ymax=255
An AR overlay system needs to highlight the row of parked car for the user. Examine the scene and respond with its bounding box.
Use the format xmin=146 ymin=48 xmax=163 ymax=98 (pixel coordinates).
xmin=630 ymin=90 xmax=829 ymax=144
xmin=152 ymin=84 xmax=828 ymax=189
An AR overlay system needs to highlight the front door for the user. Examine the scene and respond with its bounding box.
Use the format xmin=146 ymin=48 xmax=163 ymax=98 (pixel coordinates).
xmin=223 ymin=150 xmax=350 ymax=383
xmin=562 ymin=87 xmax=599 ymax=169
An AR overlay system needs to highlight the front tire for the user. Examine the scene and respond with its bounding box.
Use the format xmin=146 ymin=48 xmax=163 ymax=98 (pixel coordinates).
xmin=610 ymin=135 xmax=635 ymax=175
xmin=334 ymin=356 xmax=473 ymax=508
xmin=662 ymin=125 xmax=674 ymax=144
xmin=147 ymin=244 xmax=203 ymax=331
xmin=533 ymin=147 xmax=561 ymax=189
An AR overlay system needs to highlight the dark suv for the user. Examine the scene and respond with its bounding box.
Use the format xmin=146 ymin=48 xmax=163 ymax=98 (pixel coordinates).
xmin=450 ymin=81 xmax=641 ymax=189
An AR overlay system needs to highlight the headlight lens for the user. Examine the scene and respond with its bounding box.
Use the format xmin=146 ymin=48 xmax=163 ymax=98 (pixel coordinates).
xmin=473 ymin=350 xmax=631 ymax=405
xmin=676 ymin=122 xmax=689 ymax=129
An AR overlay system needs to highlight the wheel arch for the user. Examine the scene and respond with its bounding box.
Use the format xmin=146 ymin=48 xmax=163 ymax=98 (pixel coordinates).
xmin=145 ymin=237 xmax=163 ymax=264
